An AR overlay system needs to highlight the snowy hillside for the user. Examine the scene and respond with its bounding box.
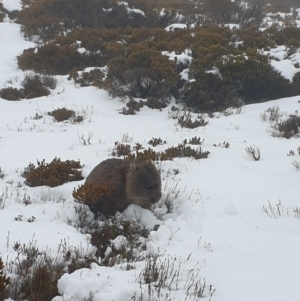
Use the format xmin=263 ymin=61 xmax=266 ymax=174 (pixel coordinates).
xmin=0 ymin=1 xmax=300 ymax=301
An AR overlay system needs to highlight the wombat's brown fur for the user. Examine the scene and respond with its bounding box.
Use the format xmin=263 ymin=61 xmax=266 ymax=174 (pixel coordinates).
xmin=85 ymin=158 xmax=162 ymax=214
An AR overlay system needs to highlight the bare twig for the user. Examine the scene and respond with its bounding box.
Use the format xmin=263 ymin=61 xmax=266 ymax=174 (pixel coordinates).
xmin=245 ymin=145 xmax=261 ymax=161
xmin=78 ymin=131 xmax=94 ymax=145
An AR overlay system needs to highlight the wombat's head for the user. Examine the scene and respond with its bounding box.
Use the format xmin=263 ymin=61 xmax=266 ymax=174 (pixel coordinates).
xmin=126 ymin=161 xmax=162 ymax=207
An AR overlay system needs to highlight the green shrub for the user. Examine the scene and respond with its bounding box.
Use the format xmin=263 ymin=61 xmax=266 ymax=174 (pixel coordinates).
xmin=23 ymin=158 xmax=83 ymax=187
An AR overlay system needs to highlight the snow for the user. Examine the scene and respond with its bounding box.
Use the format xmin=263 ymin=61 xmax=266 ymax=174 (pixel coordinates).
xmin=1 ymin=0 xmax=21 ymax=11
xmin=102 ymin=8 xmax=113 ymax=13
xmin=261 ymin=46 xmax=300 ymax=81
xmin=0 ymin=23 xmax=35 ymax=88
xmin=129 ymin=8 xmax=145 ymax=17
xmin=159 ymin=8 xmax=166 ymax=17
xmin=225 ymin=23 xmax=240 ymax=30
xmin=162 ymin=49 xmax=193 ymax=65
xmin=180 ymin=68 xmax=190 ymax=81
xmin=266 ymin=45 xmax=287 ymax=61
xmin=0 ymin=11 xmax=300 ymax=301
xmin=117 ymin=1 xmax=145 ymax=17
xmin=56 ymin=263 xmax=139 ymax=301
xmin=77 ymin=47 xmax=86 ymax=54
xmin=271 ymin=59 xmax=298 ymax=81
xmin=261 ymin=9 xmax=300 ymax=30
xmin=165 ymin=23 xmax=187 ymax=32
xmin=206 ymin=66 xmax=220 ymax=76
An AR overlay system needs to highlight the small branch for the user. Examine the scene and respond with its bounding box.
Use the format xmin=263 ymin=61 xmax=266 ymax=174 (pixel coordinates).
xmin=245 ymin=145 xmax=261 ymax=161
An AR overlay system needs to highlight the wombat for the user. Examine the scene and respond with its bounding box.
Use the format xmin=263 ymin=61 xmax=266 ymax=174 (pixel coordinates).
xmin=85 ymin=158 xmax=162 ymax=214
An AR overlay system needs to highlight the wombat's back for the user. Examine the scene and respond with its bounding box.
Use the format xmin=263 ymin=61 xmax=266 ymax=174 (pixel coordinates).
xmin=85 ymin=158 xmax=161 ymax=214
xmin=85 ymin=158 xmax=128 ymax=185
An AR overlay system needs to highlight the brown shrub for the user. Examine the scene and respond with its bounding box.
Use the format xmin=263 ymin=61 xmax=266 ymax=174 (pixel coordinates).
xmin=73 ymin=182 xmax=113 ymax=217
xmin=18 ymin=43 xmax=104 ymax=75
xmin=0 ymin=88 xmax=22 ymax=101
xmin=278 ymin=115 xmax=300 ymax=139
xmin=106 ymin=50 xmax=177 ymax=100
xmin=68 ymin=68 xmax=105 ymax=87
xmin=124 ymin=142 xmax=210 ymax=162
xmin=17 ymin=0 xmax=200 ymax=39
xmin=48 ymin=108 xmax=83 ymax=122
xmin=22 ymin=73 xmax=50 ymax=99
xmin=0 ymin=258 xmax=10 ymax=301
xmin=7 ymin=241 xmax=96 ymax=301
xmin=273 ymin=27 xmax=300 ymax=49
xmin=23 ymin=158 xmax=83 ymax=187
xmin=0 ymin=3 xmax=6 ymax=22
xmin=19 ymin=15 xmax=74 ymax=40
xmin=90 ymin=219 xmax=149 ymax=265
xmin=237 ymin=27 xmax=274 ymax=50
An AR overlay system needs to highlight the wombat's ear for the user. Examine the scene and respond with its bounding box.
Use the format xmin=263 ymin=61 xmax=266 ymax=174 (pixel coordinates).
xmin=130 ymin=163 xmax=140 ymax=170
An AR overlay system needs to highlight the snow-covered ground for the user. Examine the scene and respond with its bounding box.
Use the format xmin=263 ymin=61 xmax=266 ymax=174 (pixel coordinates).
xmin=0 ymin=5 xmax=300 ymax=301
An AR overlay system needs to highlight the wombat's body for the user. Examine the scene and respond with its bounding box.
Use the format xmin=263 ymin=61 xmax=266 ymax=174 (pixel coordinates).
xmin=85 ymin=158 xmax=162 ymax=214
